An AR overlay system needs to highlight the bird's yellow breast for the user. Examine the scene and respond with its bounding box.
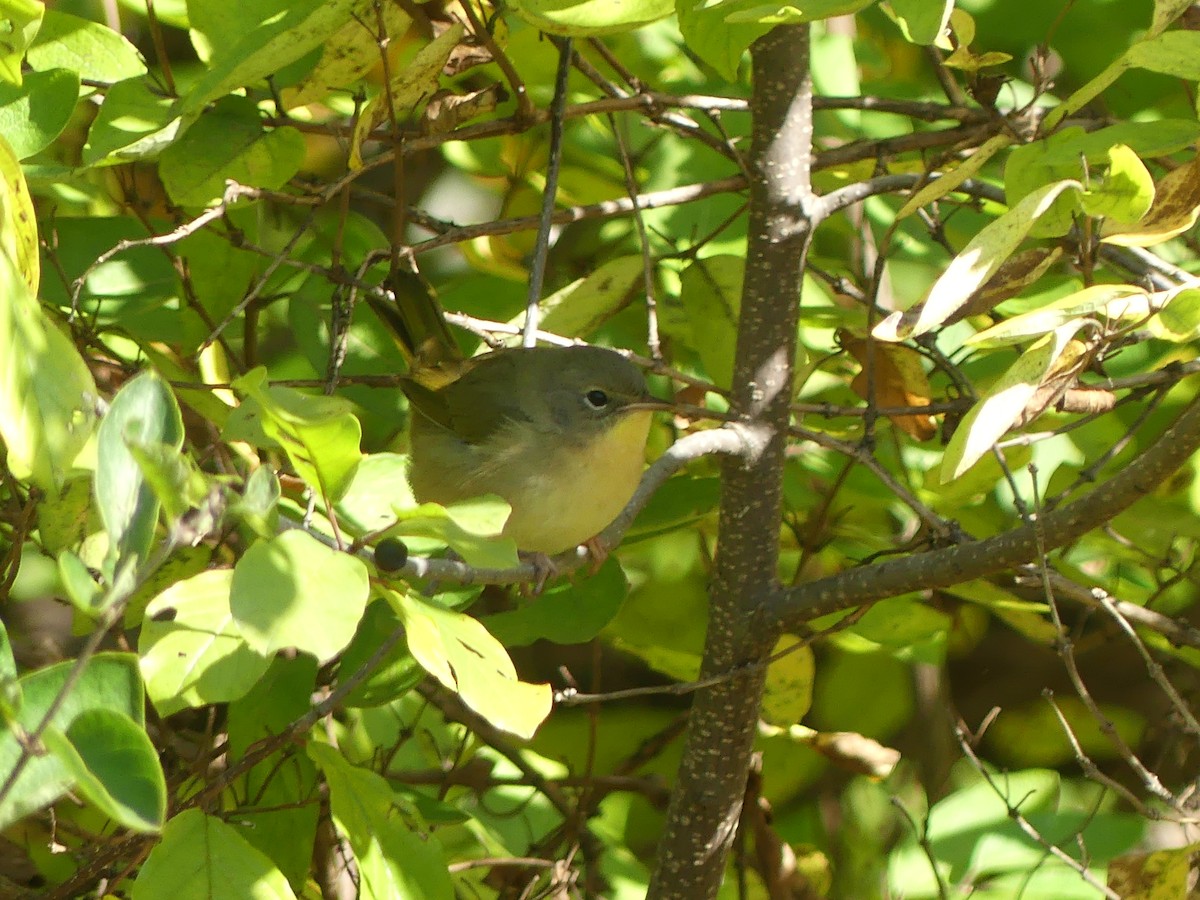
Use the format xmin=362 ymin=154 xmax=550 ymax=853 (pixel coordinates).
xmin=498 ymin=410 xmax=653 ymax=554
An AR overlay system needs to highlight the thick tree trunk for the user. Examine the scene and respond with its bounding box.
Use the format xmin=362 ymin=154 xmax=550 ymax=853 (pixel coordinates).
xmin=648 ymin=24 xmax=817 ymax=899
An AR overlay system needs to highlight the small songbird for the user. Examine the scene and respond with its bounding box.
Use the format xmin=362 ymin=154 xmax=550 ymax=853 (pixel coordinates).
xmin=371 ymin=275 xmax=664 ymax=556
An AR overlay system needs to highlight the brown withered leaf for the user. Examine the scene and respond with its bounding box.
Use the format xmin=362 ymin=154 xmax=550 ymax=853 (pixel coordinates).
xmin=947 ymin=245 xmax=1064 ymax=326
xmin=843 ymin=334 xmax=938 ymax=441
xmin=422 ymin=83 xmax=504 ymax=135
xmin=808 ymin=731 xmax=902 ymax=780
xmin=1107 ymin=842 xmax=1200 ymax=899
xmin=443 ymin=36 xmax=495 ymax=76
xmin=1055 ymin=386 xmax=1117 ymax=415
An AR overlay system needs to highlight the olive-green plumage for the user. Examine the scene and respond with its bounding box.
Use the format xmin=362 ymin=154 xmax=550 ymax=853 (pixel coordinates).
xmin=370 ymin=281 xmax=660 ymax=555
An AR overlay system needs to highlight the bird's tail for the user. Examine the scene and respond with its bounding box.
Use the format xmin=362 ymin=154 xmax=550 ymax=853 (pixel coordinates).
xmin=367 ymin=270 xmax=464 ymax=389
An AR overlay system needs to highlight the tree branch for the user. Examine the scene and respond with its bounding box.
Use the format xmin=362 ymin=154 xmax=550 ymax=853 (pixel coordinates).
xmin=770 ymin=393 xmax=1200 ymax=629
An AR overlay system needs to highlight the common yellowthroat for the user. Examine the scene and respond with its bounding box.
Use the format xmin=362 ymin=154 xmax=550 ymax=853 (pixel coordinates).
xmin=370 ymin=277 xmax=663 ymax=555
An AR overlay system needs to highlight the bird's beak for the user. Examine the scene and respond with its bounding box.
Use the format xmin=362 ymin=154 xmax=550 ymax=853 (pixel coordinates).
xmin=626 ymin=396 xmax=673 ymax=414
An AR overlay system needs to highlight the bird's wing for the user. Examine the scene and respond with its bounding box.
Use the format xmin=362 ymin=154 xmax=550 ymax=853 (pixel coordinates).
xmin=403 ymin=351 xmax=538 ymax=446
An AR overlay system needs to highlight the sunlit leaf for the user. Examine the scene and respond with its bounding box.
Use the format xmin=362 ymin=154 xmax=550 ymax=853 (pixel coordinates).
xmin=876 ymin=180 xmax=1083 ymax=341
xmin=132 ymin=809 xmax=297 ymax=900
xmin=349 ymin=24 xmax=465 ymax=169
xmin=0 ymin=0 xmax=43 ymax=86
xmin=230 ymin=531 xmax=369 ymax=664
xmin=0 ymin=246 xmax=97 ymax=493
xmin=231 ymin=368 xmax=363 ymax=504
xmin=761 ymin=635 xmax=815 ymax=726
xmin=0 ymin=67 xmax=78 ymax=159
xmin=886 ymin=0 xmax=953 ymax=45
xmin=308 ymin=742 xmax=454 ymax=900
xmin=941 ymin=322 xmax=1085 ymax=481
xmin=1102 ymin=155 xmax=1200 ymax=246
xmin=508 ymin=0 xmax=673 ymax=36
xmin=139 ymin=569 xmax=270 ymax=716
xmin=96 ymin=372 xmax=184 ymax=579
xmin=27 ymin=9 xmax=147 ymax=82
xmin=160 ymin=96 xmax=306 ymax=206
xmin=1079 ymin=144 xmax=1154 ymax=225
xmin=281 ymin=0 xmax=411 ymax=109
xmin=388 ymin=587 xmax=552 ymax=739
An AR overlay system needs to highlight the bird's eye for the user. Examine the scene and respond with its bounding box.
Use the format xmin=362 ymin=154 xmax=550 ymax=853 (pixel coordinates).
xmin=584 ymin=389 xmax=610 ymax=409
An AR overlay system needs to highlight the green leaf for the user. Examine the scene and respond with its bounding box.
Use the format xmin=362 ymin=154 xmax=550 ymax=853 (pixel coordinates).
xmin=0 ymin=618 xmax=20 ymax=719
xmin=159 ymin=96 xmax=306 ymax=206
xmin=928 ymin=768 xmax=1060 ymax=840
xmin=0 ymin=130 xmax=38 ymax=290
xmin=0 ymin=653 xmax=143 ymax=830
xmin=58 ymin=548 xmax=102 ymax=612
xmin=677 ymin=255 xmax=742 ymax=388
xmin=1149 ymin=287 xmax=1200 ymax=341
xmin=761 ymin=635 xmax=815 ymax=726
xmin=230 ymin=464 xmax=281 ymax=537
xmin=175 ymin=0 xmax=357 ymax=125
xmin=232 ymin=368 xmax=363 ymax=504
xmin=38 ymin=476 xmax=92 ymax=554
xmin=132 ymin=809 xmax=297 ymax=900
xmin=986 ymin=697 xmax=1145 ymax=768
xmin=388 ymin=587 xmax=553 ymax=739
xmin=483 ymin=557 xmax=629 ymax=646
xmin=0 ymin=0 xmax=44 ymax=86
xmin=226 ymin=655 xmax=320 ymax=887
xmin=941 ymin=323 xmax=1085 ymax=481
xmin=677 ymin=0 xmax=771 ymax=84
xmin=123 ymin=544 xmax=212 ymax=628
xmin=0 ymin=67 xmax=80 ymax=159
xmin=1126 ymin=30 xmax=1200 ymax=81
xmin=724 ymin=0 xmax=876 ymax=24
xmin=1079 ymin=144 xmax=1155 ymax=225
xmin=126 ymin=439 xmax=214 ymax=524
xmin=528 ymin=255 xmax=647 ymax=339
xmin=82 ymin=76 xmax=181 ymax=165
xmin=898 ymin=133 xmax=1014 ymax=221
xmin=966 ymin=283 xmax=1152 ymax=348
xmin=139 ymin=568 xmax=271 ymax=716
xmin=230 ymin=530 xmax=370 ymax=664
xmin=844 ymin=596 xmax=950 ymax=663
xmin=875 ymin=180 xmax=1083 ymax=341
xmin=334 ymin=452 xmax=414 ymax=536
xmin=506 ymin=0 xmax=672 ymax=35
xmin=96 ymin=371 xmax=184 ymax=578
xmin=42 ymin=708 xmax=166 ymax=832
xmin=26 ymin=9 xmax=147 ymax=83
xmin=1151 ymin=0 xmax=1194 ymax=35
xmin=389 ymin=498 xmax=519 ymax=570
xmin=0 ymin=246 xmax=97 ymax=492
xmin=628 ymin=475 xmax=721 ymax=538
xmin=336 ymin=599 xmax=424 ymax=708
xmin=281 ymin=0 xmax=411 ymax=108
xmin=886 ymin=0 xmax=953 ymax=45
xmin=308 ymin=742 xmax=454 ymax=900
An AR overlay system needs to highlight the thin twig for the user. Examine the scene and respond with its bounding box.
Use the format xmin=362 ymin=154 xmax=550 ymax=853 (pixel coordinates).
xmin=524 ymin=36 xmax=572 ymax=347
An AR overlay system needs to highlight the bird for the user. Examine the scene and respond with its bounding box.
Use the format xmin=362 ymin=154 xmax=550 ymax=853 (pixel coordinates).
xmin=370 ymin=274 xmax=664 ymax=558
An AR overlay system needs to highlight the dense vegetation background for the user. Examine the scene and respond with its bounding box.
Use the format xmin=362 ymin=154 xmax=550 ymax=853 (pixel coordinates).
xmin=1 ymin=0 xmax=1200 ymax=896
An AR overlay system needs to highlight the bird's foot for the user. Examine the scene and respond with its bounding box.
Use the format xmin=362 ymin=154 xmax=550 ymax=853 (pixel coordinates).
xmin=583 ymin=536 xmax=610 ymax=574
xmin=519 ymin=551 xmax=559 ymax=595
